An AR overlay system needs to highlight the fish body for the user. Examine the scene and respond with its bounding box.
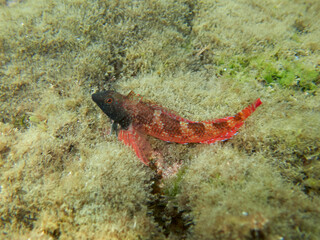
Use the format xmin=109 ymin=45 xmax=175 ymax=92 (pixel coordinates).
xmin=92 ymin=90 xmax=262 ymax=165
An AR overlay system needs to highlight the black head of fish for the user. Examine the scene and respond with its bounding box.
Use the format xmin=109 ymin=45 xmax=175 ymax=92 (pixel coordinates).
xmin=92 ymin=91 xmax=131 ymax=129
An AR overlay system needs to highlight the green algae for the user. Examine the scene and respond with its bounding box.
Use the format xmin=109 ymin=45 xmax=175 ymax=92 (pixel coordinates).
xmin=252 ymin=56 xmax=319 ymax=91
xmin=215 ymin=54 xmax=319 ymax=92
xmin=1 ymin=0 xmax=320 ymax=239
xmin=164 ymin=167 xmax=187 ymax=198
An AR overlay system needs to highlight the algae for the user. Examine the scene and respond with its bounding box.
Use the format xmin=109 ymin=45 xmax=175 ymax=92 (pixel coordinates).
xmin=1 ymin=0 xmax=320 ymax=239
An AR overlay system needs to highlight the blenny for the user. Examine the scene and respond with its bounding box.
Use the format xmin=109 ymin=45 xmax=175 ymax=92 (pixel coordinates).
xmin=92 ymin=90 xmax=262 ymax=167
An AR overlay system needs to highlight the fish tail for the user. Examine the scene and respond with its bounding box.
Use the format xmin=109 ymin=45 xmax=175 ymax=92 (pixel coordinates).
xmin=200 ymin=98 xmax=262 ymax=144
xmin=236 ymin=98 xmax=262 ymax=121
xmin=229 ymin=98 xmax=262 ymax=129
xmin=226 ymin=98 xmax=262 ymax=131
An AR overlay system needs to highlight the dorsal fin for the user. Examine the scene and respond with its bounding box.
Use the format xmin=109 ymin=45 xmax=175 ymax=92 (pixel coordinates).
xmin=126 ymin=90 xmax=143 ymax=103
xmin=126 ymin=91 xmax=184 ymax=119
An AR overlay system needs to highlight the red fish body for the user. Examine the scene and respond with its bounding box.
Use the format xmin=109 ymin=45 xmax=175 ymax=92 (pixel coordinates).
xmin=92 ymin=90 xmax=262 ymax=166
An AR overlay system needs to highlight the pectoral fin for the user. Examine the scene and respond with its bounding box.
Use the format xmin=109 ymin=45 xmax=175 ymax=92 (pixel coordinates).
xmin=118 ymin=126 xmax=152 ymax=165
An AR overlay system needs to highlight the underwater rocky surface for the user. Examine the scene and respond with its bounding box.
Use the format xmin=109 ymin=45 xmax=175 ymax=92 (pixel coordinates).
xmin=0 ymin=0 xmax=319 ymax=239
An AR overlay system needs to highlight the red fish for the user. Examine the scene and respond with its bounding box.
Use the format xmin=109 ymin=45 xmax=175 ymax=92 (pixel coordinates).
xmin=92 ymin=90 xmax=262 ymax=166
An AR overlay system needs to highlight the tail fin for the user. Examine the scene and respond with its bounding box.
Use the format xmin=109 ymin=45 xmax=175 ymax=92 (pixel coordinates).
xmin=200 ymin=98 xmax=262 ymax=144
xmin=235 ymin=98 xmax=262 ymax=122
xmin=230 ymin=98 xmax=262 ymax=130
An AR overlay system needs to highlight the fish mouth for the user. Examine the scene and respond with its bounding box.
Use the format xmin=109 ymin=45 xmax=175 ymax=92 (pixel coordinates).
xmin=91 ymin=92 xmax=103 ymax=103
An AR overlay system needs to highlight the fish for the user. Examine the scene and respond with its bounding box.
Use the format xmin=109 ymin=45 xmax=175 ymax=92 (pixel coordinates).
xmin=92 ymin=90 xmax=262 ymax=166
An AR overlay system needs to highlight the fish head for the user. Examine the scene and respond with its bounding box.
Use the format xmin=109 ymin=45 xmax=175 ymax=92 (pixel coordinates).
xmin=92 ymin=90 xmax=131 ymax=129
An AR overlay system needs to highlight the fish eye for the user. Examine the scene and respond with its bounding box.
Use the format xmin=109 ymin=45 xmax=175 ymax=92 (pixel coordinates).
xmin=105 ymin=98 xmax=113 ymax=104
